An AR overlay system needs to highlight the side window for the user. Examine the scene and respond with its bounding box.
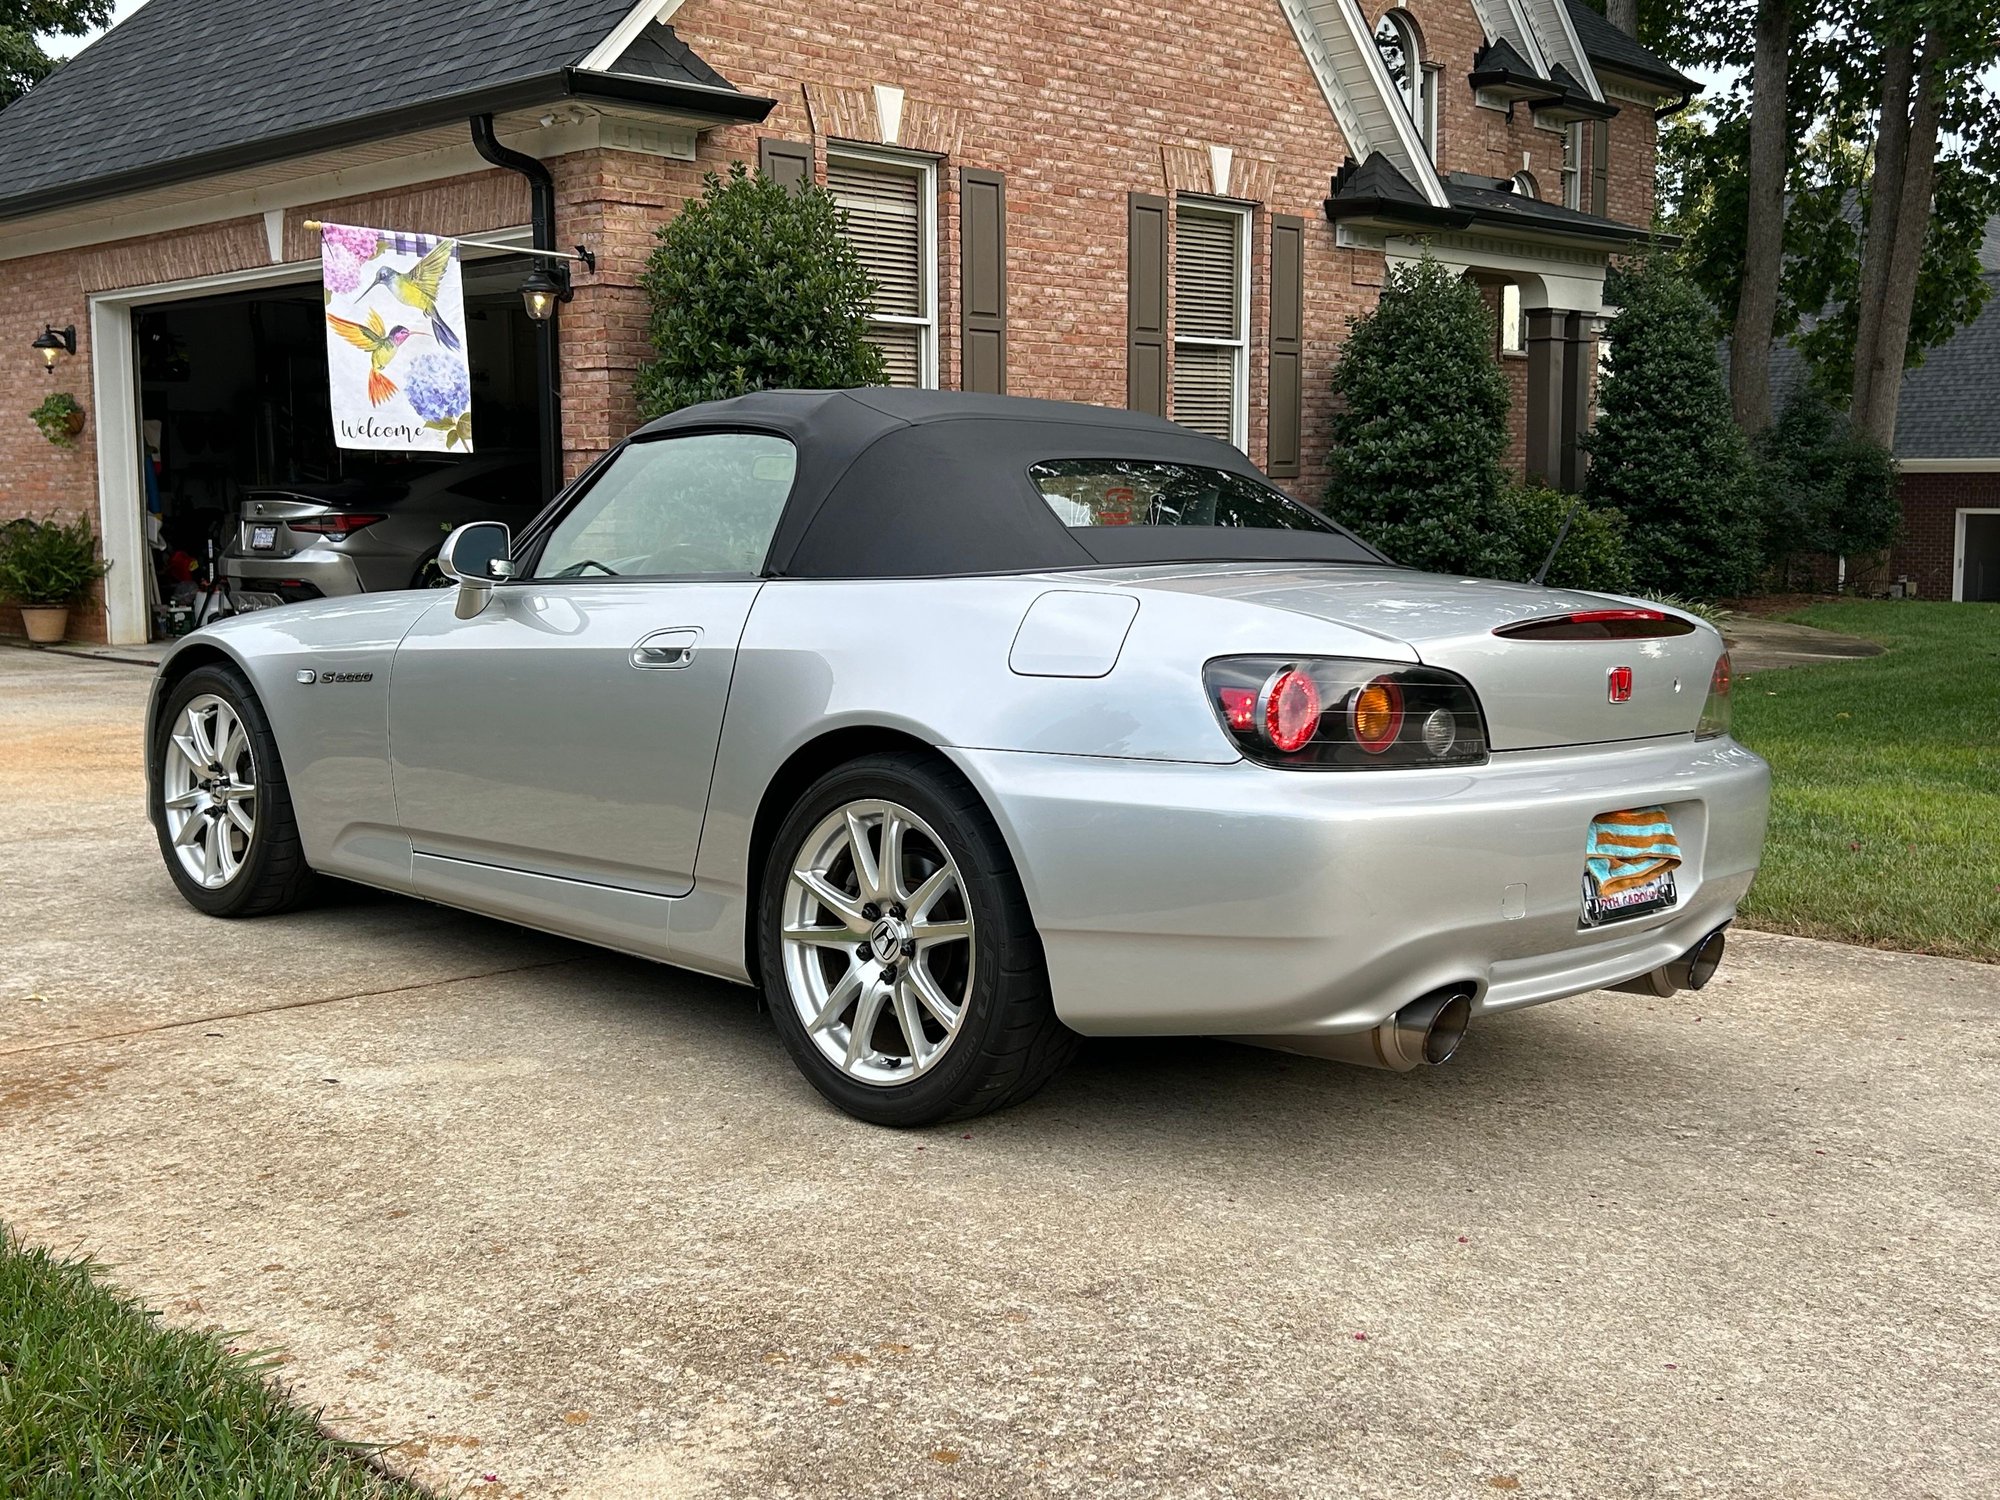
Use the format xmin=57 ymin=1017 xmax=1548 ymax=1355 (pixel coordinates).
xmin=532 ymin=433 xmax=798 ymax=579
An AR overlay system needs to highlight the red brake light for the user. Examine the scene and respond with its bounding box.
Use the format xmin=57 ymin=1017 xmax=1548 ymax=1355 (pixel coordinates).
xmin=288 ymin=513 xmax=386 ymax=535
xmin=1350 ymin=677 xmax=1405 ymax=753
xmin=1262 ymin=669 xmax=1321 ymax=753
xmin=1696 ymin=652 xmax=1733 ymax=739
xmin=1494 ymin=609 xmax=1697 ymax=641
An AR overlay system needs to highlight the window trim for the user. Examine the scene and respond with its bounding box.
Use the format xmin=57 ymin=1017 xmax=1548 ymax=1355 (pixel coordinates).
xmin=1171 ymin=196 xmax=1252 ymax=453
xmin=825 ymin=142 xmax=940 ymax=390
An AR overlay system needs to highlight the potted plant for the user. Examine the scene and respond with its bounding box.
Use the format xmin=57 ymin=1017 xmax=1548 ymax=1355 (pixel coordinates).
xmin=0 ymin=514 xmax=109 ymax=644
xmin=30 ymin=391 xmax=86 ymax=448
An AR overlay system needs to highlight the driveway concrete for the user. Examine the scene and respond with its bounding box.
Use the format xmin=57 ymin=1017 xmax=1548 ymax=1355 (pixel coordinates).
xmin=3 ymin=645 xmax=1996 ymax=1499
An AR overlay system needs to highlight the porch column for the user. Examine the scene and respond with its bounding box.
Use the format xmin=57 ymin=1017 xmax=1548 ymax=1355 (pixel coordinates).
xmin=1525 ymin=308 xmax=1567 ymax=486
xmin=1558 ymin=312 xmax=1597 ymax=492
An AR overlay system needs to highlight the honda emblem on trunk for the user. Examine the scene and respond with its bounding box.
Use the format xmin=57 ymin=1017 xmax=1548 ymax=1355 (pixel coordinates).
xmin=1607 ymin=665 xmax=1634 ymax=703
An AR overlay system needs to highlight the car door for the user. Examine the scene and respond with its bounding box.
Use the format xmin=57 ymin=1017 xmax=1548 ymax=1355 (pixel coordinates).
xmin=388 ymin=431 xmax=798 ymax=896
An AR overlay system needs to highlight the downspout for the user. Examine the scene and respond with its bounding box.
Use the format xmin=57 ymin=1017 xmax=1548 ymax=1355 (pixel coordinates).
xmin=471 ymin=114 xmax=564 ymax=505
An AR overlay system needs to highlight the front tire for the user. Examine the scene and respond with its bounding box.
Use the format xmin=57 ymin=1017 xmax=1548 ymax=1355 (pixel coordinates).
xmin=152 ymin=663 xmax=317 ymax=917
xmin=759 ymin=752 xmax=1077 ymax=1126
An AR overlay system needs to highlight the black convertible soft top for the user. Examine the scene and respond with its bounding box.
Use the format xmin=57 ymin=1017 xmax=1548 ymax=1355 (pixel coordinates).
xmin=624 ymin=389 xmax=1387 ymax=578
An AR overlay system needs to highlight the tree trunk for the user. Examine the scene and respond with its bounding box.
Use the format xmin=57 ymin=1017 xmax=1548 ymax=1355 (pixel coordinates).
xmin=1853 ymin=29 xmax=1944 ymax=447
xmin=1850 ymin=39 xmax=1916 ymax=425
xmin=1606 ymin=0 xmax=1639 ymax=38
xmin=1730 ymin=0 xmax=1792 ymax=434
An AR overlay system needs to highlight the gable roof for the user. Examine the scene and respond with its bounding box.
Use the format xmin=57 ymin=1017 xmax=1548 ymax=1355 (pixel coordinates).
xmin=1563 ymin=0 xmax=1699 ymax=95
xmin=0 ymin=0 xmax=771 ymax=224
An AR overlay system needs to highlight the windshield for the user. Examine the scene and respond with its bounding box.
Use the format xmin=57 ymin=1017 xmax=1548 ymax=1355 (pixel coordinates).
xmin=1029 ymin=459 xmax=1343 ymax=533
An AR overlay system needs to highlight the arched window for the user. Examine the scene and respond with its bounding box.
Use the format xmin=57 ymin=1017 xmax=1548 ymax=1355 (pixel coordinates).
xmin=1374 ymin=11 xmax=1432 ymax=154
xmin=1511 ymin=171 xmax=1540 ymax=200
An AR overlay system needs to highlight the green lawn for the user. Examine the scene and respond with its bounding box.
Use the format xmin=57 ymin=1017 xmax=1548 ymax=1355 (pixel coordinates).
xmin=0 ymin=1231 xmax=420 ymax=1499
xmin=1731 ymin=600 xmax=2000 ymax=961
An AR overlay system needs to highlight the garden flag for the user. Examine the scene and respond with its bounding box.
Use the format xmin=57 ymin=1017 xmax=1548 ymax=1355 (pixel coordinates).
xmin=319 ymin=223 xmax=474 ymax=453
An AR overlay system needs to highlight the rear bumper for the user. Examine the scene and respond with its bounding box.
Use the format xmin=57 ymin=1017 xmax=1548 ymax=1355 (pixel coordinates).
xmin=948 ymin=736 xmax=1770 ymax=1037
xmin=223 ymin=548 xmax=364 ymax=598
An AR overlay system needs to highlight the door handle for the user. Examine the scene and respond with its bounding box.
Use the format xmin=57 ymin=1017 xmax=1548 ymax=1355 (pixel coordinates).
xmin=630 ymin=628 xmax=700 ymax=670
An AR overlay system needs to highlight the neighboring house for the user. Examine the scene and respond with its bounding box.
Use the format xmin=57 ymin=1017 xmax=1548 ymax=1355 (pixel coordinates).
xmin=0 ymin=0 xmax=1693 ymax=645
xmin=1764 ymin=221 xmax=2000 ymax=602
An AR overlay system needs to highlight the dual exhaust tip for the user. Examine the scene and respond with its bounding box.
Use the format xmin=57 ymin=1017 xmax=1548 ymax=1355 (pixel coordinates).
xmin=1251 ymin=926 xmax=1730 ymax=1074
xmin=1612 ymin=926 xmax=1729 ymax=999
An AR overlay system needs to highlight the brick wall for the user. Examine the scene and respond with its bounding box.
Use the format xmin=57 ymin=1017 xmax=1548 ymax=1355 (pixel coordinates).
xmin=1893 ymin=470 xmax=2000 ymax=601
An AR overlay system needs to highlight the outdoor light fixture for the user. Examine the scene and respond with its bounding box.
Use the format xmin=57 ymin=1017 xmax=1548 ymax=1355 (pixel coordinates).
xmin=518 ymin=245 xmax=593 ymax=324
xmin=32 ymin=324 xmax=76 ymax=373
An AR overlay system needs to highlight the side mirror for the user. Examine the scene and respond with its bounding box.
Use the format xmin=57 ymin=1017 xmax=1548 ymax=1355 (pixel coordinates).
xmin=438 ymin=521 xmax=513 ymax=619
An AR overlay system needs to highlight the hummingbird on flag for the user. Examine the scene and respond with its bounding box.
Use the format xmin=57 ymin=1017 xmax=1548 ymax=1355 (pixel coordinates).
xmin=326 ymin=310 xmax=426 ymax=406
xmin=356 ymin=240 xmax=462 ymax=351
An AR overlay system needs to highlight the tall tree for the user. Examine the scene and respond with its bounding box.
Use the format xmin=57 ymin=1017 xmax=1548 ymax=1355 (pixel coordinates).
xmin=1849 ymin=16 xmax=1949 ymax=445
xmin=1606 ymin=0 xmax=1640 ymax=38
xmin=0 ymin=0 xmax=110 ymax=107
xmin=1730 ymin=0 xmax=1796 ymax=432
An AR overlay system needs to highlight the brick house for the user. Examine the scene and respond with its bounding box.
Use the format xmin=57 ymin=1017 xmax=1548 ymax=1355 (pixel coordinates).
xmin=1886 ymin=233 xmax=2000 ymax=602
xmin=0 ymin=0 xmax=1693 ymax=645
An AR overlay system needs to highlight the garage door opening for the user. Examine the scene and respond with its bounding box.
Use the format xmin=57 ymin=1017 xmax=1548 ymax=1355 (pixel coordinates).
xmin=126 ymin=254 xmax=548 ymax=640
xmin=1959 ymin=511 xmax=2000 ymax=603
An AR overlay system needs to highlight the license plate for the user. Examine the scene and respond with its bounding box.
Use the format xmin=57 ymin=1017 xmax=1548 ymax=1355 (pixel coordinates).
xmin=1582 ymin=808 xmax=1681 ymax=927
xmin=250 ymin=525 xmax=278 ymax=550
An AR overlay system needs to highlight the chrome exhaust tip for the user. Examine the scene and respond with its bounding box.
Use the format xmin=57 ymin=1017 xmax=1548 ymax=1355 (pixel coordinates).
xmin=1387 ymin=986 xmax=1473 ymax=1069
xmin=1612 ymin=925 xmax=1730 ymax=997
xmin=1234 ymin=984 xmax=1476 ymax=1073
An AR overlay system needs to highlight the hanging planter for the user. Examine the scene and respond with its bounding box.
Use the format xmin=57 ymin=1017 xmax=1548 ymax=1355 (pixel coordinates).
xmin=31 ymin=391 xmax=86 ymax=448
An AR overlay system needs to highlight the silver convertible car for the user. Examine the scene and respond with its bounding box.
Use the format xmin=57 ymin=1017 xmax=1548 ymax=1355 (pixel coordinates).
xmin=148 ymin=390 xmax=1770 ymax=1126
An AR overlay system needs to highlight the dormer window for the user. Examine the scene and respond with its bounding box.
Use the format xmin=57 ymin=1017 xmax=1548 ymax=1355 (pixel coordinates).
xmin=1374 ymin=11 xmax=1433 ymax=156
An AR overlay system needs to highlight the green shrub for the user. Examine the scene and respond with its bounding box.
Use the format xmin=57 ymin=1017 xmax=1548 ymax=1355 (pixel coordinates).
xmin=1753 ymin=392 xmax=1901 ymax=586
xmin=635 ymin=163 xmax=886 ymax=418
xmin=1499 ymin=482 xmax=1635 ymax=594
xmin=0 ymin=512 xmax=106 ymax=606
xmin=1325 ymin=255 xmax=1521 ymax=579
xmin=1584 ymin=254 xmax=1761 ymax=599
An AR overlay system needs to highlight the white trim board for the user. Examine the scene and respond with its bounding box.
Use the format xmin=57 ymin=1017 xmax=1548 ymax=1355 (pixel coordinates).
xmin=1953 ymin=507 xmax=2000 ymax=603
xmin=579 ymin=0 xmax=687 ymax=71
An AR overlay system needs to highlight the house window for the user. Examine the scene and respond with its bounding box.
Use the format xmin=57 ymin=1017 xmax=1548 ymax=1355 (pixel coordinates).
xmin=1501 ymin=283 xmax=1526 ymax=354
xmin=1561 ymin=123 xmax=1583 ymax=209
xmin=827 ymin=149 xmax=937 ymax=387
xmin=1511 ymin=170 xmax=1540 ymax=200
xmin=1374 ymin=11 xmax=1433 ymax=155
xmin=1171 ymin=201 xmax=1249 ymax=449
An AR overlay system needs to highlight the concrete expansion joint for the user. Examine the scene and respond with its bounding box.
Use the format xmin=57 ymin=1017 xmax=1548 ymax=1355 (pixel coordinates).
xmin=0 ymin=957 xmax=586 ymax=1058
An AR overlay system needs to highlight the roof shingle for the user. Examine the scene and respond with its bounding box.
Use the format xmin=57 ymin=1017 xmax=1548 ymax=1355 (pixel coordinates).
xmin=0 ymin=0 xmax=746 ymax=220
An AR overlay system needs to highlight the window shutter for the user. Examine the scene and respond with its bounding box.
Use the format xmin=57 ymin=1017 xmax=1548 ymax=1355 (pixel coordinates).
xmin=1267 ymin=214 xmax=1304 ymax=478
xmin=758 ymin=138 xmax=813 ymax=194
xmin=1590 ymin=121 xmax=1610 ymax=218
xmin=1127 ymin=192 xmax=1168 ymax=415
xmin=960 ymin=169 xmax=1007 ymax=393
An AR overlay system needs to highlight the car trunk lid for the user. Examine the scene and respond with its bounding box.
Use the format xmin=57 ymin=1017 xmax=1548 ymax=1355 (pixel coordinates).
xmin=1096 ymin=564 xmax=1724 ymax=750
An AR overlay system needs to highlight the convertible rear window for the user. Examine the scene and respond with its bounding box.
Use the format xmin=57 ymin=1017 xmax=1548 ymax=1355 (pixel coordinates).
xmin=1029 ymin=459 xmax=1342 ymax=533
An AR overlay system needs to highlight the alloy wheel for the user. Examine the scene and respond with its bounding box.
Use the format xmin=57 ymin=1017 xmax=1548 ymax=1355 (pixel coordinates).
xmin=780 ymin=798 xmax=976 ymax=1087
xmin=161 ymin=693 xmax=258 ymax=889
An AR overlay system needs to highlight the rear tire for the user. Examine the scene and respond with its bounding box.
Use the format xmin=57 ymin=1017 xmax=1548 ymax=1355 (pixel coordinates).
xmin=152 ymin=663 xmax=318 ymax=918
xmin=759 ymin=751 xmax=1077 ymax=1126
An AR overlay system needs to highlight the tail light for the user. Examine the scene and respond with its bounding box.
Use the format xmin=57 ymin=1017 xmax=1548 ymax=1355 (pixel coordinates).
xmin=1696 ymin=652 xmax=1733 ymax=740
xmin=1494 ymin=608 xmax=1697 ymax=641
xmin=1205 ymin=657 xmax=1488 ymax=770
xmin=288 ymin=513 xmax=386 ymax=536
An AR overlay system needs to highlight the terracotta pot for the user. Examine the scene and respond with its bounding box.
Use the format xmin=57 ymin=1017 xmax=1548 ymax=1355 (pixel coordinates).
xmin=20 ymin=606 xmax=69 ymax=645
